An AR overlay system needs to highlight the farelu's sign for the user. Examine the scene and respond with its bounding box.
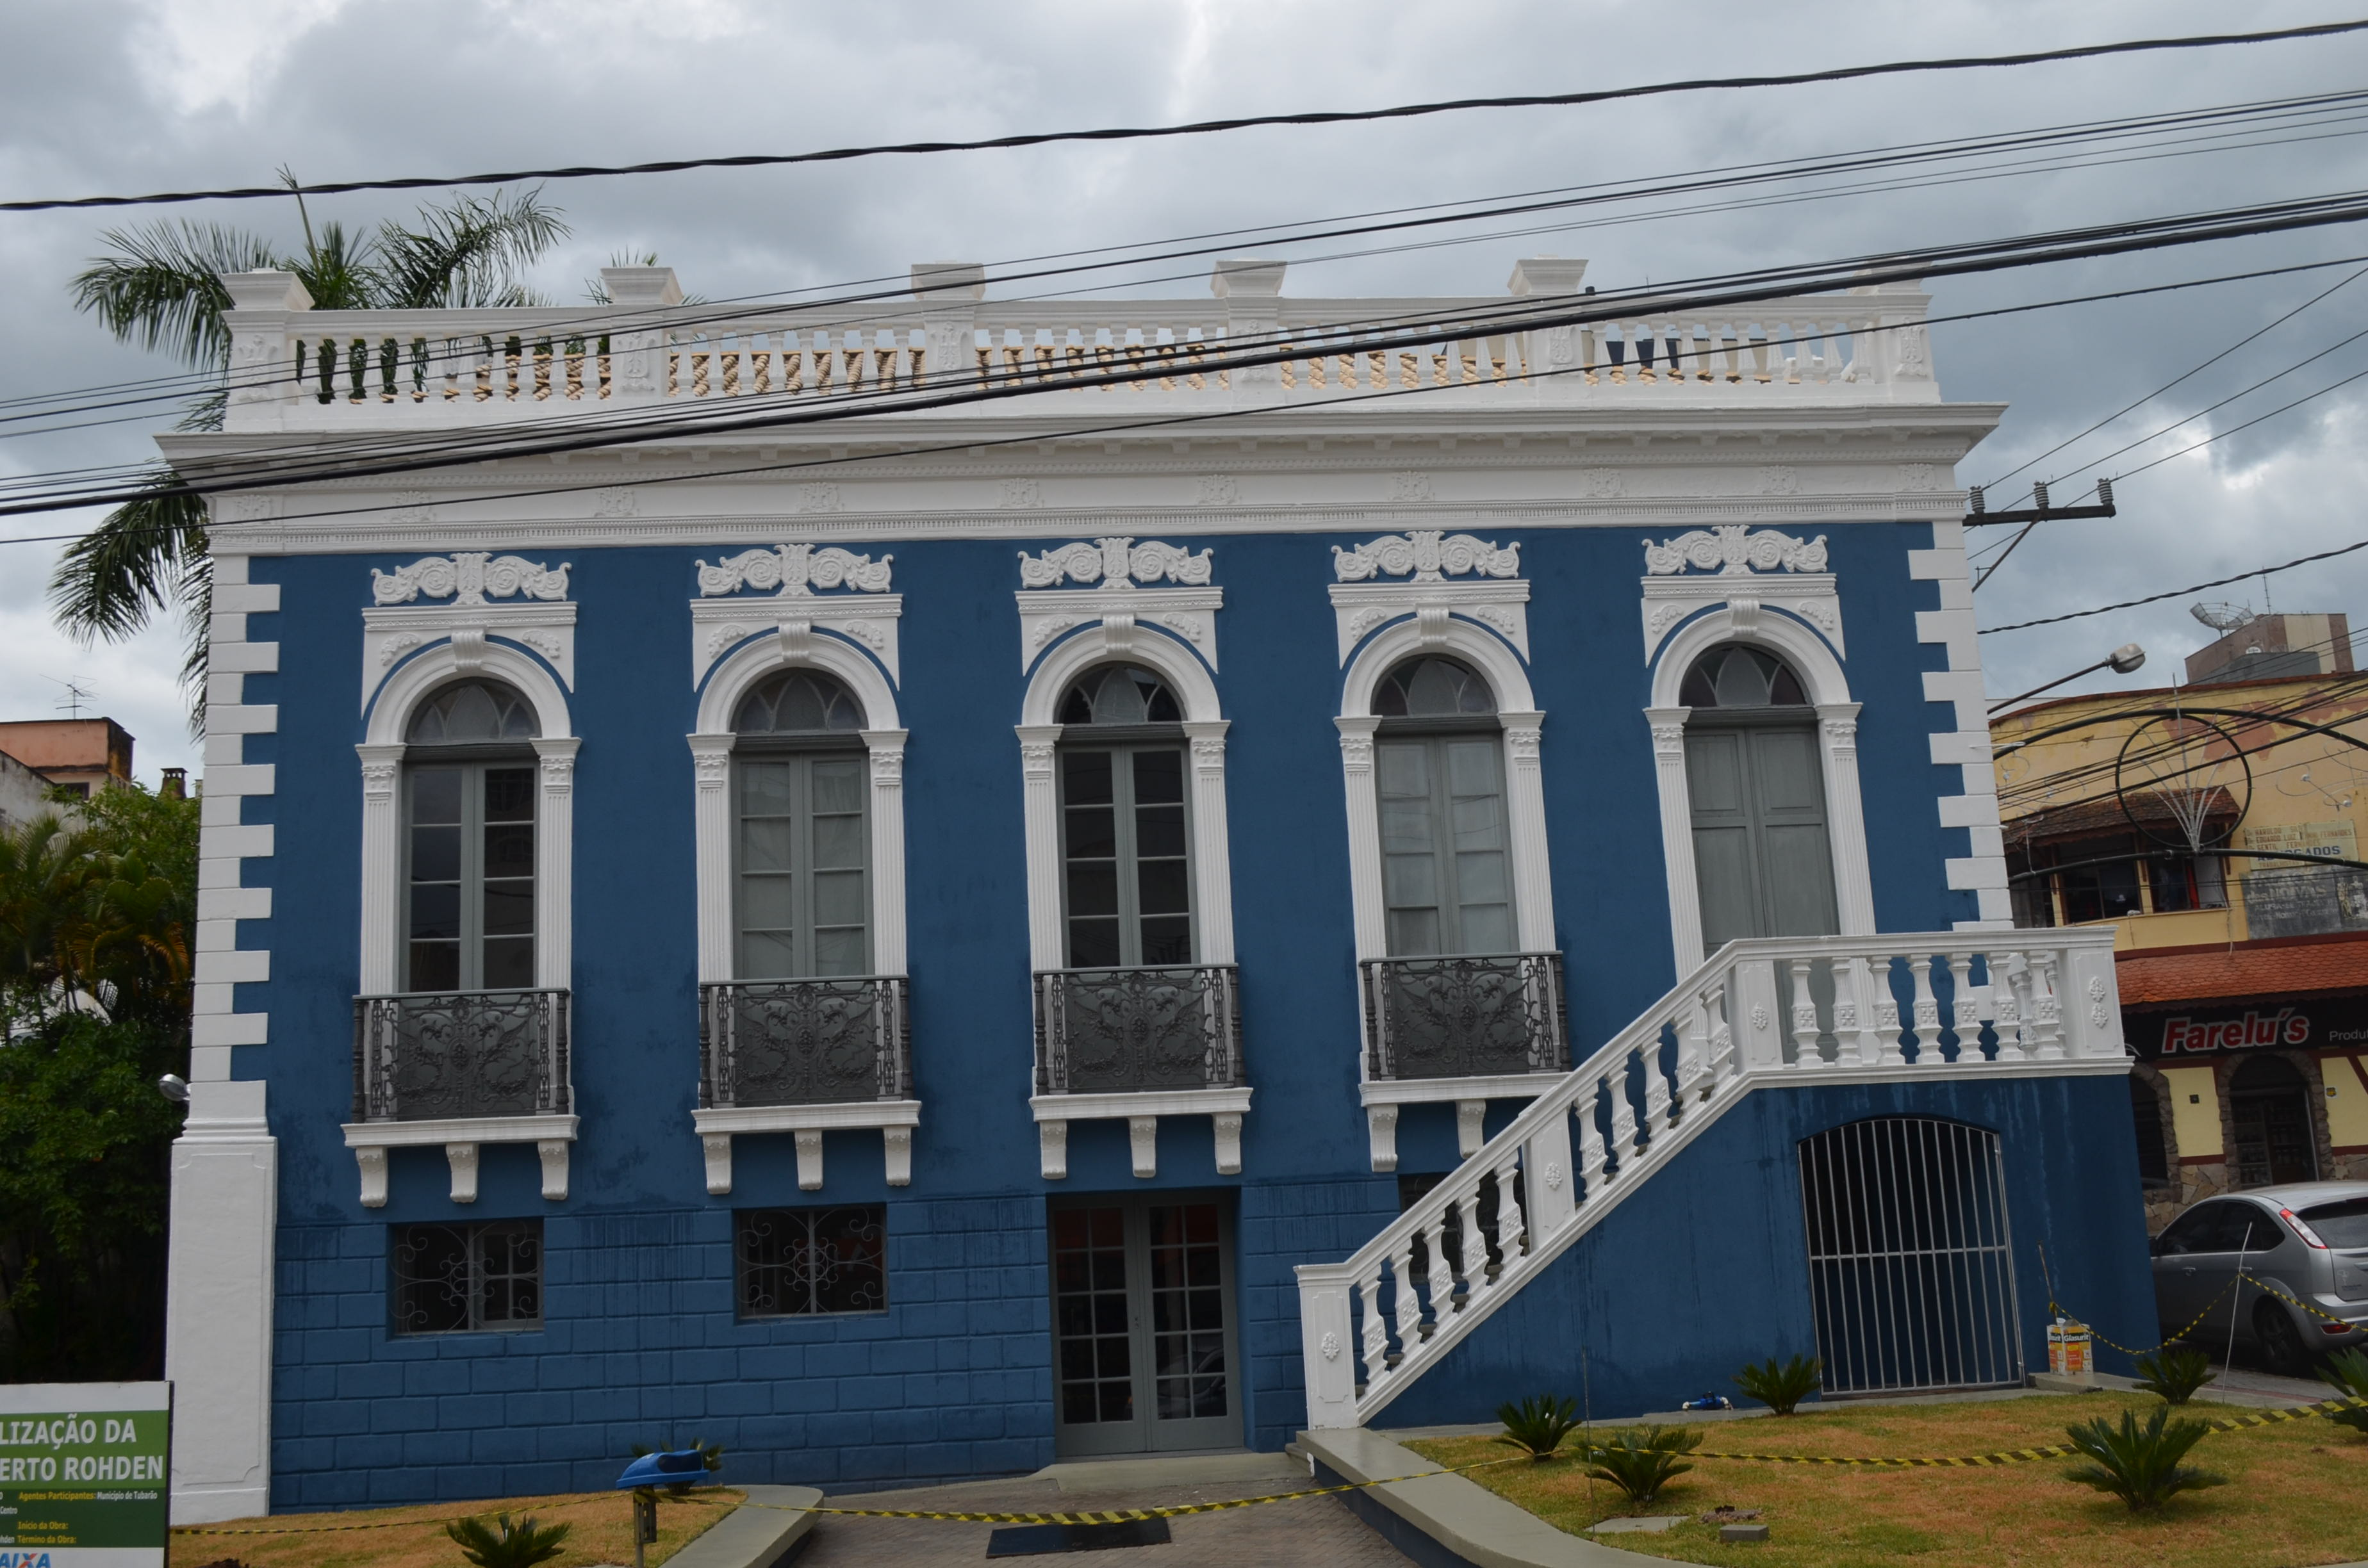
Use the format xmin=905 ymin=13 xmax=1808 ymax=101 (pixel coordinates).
xmin=2126 ymin=993 xmax=2368 ymax=1058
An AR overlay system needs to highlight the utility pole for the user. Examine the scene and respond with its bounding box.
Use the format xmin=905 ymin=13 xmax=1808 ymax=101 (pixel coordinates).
xmin=1964 ymin=477 xmax=2117 ymax=527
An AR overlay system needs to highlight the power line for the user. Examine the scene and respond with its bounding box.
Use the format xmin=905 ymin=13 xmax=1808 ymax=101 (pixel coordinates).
xmin=1981 ymin=259 xmax=2368 ymax=493
xmin=1982 ymin=535 xmax=2368 ymax=633
xmin=16 ymin=85 xmax=2364 ymax=449
xmin=7 ymin=19 xmax=2366 ymax=213
xmin=6 ymin=243 xmax=2363 ymax=552
xmin=8 ymin=186 xmax=2368 ymax=526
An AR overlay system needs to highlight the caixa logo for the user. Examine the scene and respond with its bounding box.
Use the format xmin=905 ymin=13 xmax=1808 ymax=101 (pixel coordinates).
xmin=2162 ymin=1008 xmax=2310 ymax=1053
xmin=1 ymin=1552 xmax=54 ymax=1568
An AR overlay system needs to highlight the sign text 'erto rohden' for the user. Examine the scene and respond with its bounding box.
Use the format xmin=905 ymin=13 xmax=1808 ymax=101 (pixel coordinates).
xmin=0 ymin=1383 xmax=169 ymax=1568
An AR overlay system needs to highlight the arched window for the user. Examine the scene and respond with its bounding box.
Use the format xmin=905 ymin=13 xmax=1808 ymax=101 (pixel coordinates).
xmin=1681 ymin=643 xmax=1836 ymax=951
xmin=732 ymin=670 xmax=871 ymax=979
xmin=1057 ymin=665 xmax=1192 ymax=967
xmin=404 ymin=680 xmax=541 ymax=992
xmin=1373 ymin=656 xmax=1511 ymax=957
xmin=2228 ymin=1054 xmax=2317 ymax=1187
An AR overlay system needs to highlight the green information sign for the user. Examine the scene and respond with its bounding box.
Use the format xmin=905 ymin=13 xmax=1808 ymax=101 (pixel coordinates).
xmin=0 ymin=1382 xmax=169 ymax=1568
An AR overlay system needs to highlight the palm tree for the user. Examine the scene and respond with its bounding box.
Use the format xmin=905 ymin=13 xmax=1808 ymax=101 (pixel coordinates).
xmin=58 ymin=184 xmax=570 ymax=722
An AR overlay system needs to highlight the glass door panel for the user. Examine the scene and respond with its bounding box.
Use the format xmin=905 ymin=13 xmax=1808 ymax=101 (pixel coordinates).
xmin=1049 ymin=1195 xmax=1238 ymax=1456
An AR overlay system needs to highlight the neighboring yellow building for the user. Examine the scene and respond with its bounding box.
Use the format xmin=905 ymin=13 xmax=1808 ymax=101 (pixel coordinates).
xmin=1991 ymin=617 xmax=2368 ymax=1229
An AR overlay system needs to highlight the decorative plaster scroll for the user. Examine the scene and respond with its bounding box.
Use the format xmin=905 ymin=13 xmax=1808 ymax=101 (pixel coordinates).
xmin=370 ymin=551 xmax=570 ymax=606
xmin=689 ymin=594 xmax=903 ymax=688
xmin=1331 ymin=530 xmax=1518 ymax=584
xmin=1326 ymin=579 xmax=1531 ymax=666
xmin=1018 ymin=535 xmax=1213 ymax=589
xmin=1639 ymin=574 xmax=1841 ymax=662
xmin=1015 ymin=587 xmax=1222 ymax=673
xmin=360 ymin=601 xmax=577 ymax=710
xmin=1643 ymin=525 xmax=1827 ymax=577
xmin=695 ymin=543 xmax=893 ymax=598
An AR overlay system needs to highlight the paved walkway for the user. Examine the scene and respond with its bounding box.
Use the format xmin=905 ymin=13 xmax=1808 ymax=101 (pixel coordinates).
xmin=794 ymin=1453 xmax=1413 ymax=1565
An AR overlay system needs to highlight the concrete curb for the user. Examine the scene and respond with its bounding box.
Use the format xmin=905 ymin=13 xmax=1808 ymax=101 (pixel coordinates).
xmin=664 ymin=1485 xmax=821 ymax=1568
xmin=1296 ymin=1429 xmax=1663 ymax=1568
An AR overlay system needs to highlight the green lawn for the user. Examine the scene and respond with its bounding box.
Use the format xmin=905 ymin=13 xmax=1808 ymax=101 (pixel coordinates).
xmin=169 ymin=1486 xmax=740 ymax=1568
xmin=1405 ymin=1392 xmax=2368 ymax=1568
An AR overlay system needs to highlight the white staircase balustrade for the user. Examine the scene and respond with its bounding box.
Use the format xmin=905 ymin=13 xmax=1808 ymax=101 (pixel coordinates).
xmin=1294 ymin=928 xmax=2125 ymax=1430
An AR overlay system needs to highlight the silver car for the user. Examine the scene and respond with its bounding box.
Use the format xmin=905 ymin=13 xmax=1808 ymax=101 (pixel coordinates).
xmin=2151 ymin=1181 xmax=2368 ymax=1374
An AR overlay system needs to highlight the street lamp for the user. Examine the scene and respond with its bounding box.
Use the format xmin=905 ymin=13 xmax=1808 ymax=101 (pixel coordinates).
xmin=1988 ymin=643 xmax=2146 ymax=713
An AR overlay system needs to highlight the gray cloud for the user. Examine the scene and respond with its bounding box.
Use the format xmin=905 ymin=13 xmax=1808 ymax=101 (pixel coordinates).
xmin=7 ymin=0 xmax=2368 ymax=778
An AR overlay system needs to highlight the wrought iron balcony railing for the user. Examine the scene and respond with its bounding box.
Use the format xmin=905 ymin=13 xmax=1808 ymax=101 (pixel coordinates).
xmin=1361 ymin=952 xmax=1568 ymax=1081
xmin=700 ymin=976 xmax=912 ymax=1108
xmin=352 ymin=988 xmax=571 ymax=1122
xmin=1033 ymin=963 xmax=1244 ymax=1095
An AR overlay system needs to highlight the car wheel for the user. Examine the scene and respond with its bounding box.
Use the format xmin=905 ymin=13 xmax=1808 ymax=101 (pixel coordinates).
xmin=2255 ymin=1298 xmax=2311 ymax=1376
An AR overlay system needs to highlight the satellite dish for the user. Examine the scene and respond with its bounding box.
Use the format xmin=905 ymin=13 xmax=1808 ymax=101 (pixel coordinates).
xmin=2191 ymin=601 xmax=2257 ymax=633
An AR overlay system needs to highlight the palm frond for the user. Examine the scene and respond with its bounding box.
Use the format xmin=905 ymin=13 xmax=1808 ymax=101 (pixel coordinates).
xmin=69 ymin=221 xmax=283 ymax=370
xmin=372 ymin=187 xmax=570 ymax=310
xmin=48 ymin=477 xmax=208 ymax=645
xmin=292 ymin=220 xmax=379 ymax=312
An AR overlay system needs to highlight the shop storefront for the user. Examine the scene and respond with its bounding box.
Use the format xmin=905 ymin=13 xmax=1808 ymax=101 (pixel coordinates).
xmin=2119 ymin=932 xmax=2368 ymax=1229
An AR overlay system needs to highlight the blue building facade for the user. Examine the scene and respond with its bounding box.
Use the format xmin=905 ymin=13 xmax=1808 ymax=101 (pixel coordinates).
xmin=160 ymin=259 xmax=2153 ymax=1519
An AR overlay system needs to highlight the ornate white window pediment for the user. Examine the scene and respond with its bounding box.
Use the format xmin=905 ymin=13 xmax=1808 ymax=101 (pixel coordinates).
xmin=1638 ymin=527 xmax=1841 ymax=662
xmin=1327 ymin=530 xmax=1529 ymax=666
xmin=1015 ymin=537 xmax=1220 ymax=674
xmin=361 ymin=553 xmax=576 ymax=714
xmin=689 ymin=545 xmax=900 ymax=688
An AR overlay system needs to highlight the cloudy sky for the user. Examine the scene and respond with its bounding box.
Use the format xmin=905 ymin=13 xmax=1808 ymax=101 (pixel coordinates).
xmin=5 ymin=0 xmax=2368 ymax=780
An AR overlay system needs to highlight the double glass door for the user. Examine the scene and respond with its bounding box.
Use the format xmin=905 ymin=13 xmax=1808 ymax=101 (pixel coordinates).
xmin=1050 ymin=1195 xmax=1238 ymax=1456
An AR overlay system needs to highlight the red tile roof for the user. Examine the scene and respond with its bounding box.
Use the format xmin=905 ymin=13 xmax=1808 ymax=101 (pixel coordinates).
xmin=2117 ymin=933 xmax=2368 ymax=1007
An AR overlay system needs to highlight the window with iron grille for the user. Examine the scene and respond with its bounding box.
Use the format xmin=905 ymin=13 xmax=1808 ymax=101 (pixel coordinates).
xmin=391 ymin=1220 xmax=543 ymax=1334
xmin=736 ymin=1205 xmax=888 ymax=1318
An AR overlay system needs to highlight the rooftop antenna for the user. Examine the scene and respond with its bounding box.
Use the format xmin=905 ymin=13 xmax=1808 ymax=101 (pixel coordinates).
xmin=48 ymin=676 xmax=93 ymax=719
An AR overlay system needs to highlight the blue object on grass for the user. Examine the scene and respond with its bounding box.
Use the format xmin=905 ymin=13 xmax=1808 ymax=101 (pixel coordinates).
xmin=616 ymin=1450 xmax=716 ymax=1489
xmin=1679 ymin=1393 xmax=1734 ymax=1410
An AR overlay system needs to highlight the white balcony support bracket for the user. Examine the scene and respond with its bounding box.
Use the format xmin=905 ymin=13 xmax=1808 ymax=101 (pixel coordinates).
xmin=688 ymin=1100 xmax=923 ymax=1196
xmin=1365 ymin=1106 xmax=1400 ymax=1172
xmin=1030 ymin=1088 xmax=1254 ymax=1180
xmin=446 ymin=1143 xmax=480 ymax=1204
xmin=1455 ymin=1100 xmax=1488 ymax=1159
xmin=340 ymin=1115 xmax=578 ymax=1208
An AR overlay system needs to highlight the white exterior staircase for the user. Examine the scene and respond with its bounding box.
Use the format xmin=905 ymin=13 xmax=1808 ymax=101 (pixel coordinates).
xmin=1295 ymin=927 xmax=2128 ymax=1428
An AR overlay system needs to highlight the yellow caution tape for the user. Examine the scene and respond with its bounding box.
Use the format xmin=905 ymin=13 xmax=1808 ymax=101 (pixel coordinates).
xmin=171 ymin=1462 xmax=1524 ymax=1535
xmin=1696 ymin=1393 xmax=2368 ymax=1467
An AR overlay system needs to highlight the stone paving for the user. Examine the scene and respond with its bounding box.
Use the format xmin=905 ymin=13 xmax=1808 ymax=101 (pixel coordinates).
xmin=791 ymin=1463 xmax=1415 ymax=1565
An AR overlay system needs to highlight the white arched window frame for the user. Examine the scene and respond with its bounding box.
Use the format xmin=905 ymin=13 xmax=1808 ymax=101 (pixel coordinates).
xmin=687 ymin=626 xmax=916 ymax=1198
xmin=347 ymin=637 xmax=580 ymax=1211
xmin=1017 ymin=621 xmax=1250 ymax=1182
xmin=1338 ymin=618 xmax=1560 ymax=1172
xmin=1645 ymin=605 xmax=1876 ymax=974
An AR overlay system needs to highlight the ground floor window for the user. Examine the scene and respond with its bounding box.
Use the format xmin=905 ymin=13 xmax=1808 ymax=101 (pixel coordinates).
xmin=1049 ymin=1194 xmax=1239 ymax=1457
xmin=392 ymin=1220 xmax=542 ymax=1334
xmin=736 ymin=1205 xmax=887 ymax=1317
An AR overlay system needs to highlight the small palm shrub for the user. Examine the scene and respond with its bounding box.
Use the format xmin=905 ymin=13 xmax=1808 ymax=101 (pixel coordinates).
xmin=2063 ymin=1407 xmax=2226 ymax=1512
xmin=1581 ymin=1425 xmax=1703 ymax=1505
xmin=445 ymin=1513 xmax=571 ymax=1568
xmin=1494 ymin=1394 xmax=1582 ymax=1460
xmin=1733 ymin=1353 xmax=1821 ymax=1416
xmin=2323 ymin=1347 xmax=2368 ymax=1435
xmin=2131 ymin=1346 xmax=2217 ymax=1406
